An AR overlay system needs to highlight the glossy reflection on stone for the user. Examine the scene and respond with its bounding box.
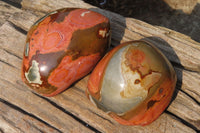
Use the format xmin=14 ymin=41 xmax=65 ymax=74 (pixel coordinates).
xmin=87 ymin=40 xmax=177 ymax=126
xmin=22 ymin=8 xmax=110 ymax=97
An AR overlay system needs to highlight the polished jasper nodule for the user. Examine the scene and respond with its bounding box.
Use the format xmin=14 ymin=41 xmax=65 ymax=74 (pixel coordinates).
xmin=87 ymin=40 xmax=177 ymax=126
xmin=22 ymin=8 xmax=110 ymax=97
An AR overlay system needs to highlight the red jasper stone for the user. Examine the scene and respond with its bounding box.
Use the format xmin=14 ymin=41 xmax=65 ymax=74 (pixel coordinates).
xmin=86 ymin=40 xmax=177 ymax=126
xmin=22 ymin=8 xmax=110 ymax=96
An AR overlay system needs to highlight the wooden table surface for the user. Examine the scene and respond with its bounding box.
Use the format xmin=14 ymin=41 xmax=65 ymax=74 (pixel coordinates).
xmin=0 ymin=0 xmax=199 ymax=132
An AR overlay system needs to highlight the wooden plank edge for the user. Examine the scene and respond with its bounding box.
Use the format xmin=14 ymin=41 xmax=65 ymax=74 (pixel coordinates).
xmin=0 ymin=98 xmax=61 ymax=133
xmin=0 ymin=1 xmax=22 ymax=26
xmin=1 ymin=0 xmax=22 ymax=9
xmin=0 ymin=76 xmax=95 ymax=133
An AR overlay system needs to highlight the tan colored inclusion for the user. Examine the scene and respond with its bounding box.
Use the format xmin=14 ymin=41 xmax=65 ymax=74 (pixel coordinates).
xmin=120 ymin=46 xmax=161 ymax=99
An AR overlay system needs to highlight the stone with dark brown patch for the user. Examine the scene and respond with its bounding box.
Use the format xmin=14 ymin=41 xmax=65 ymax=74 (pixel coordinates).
xmin=22 ymin=8 xmax=110 ymax=96
xmin=67 ymin=22 xmax=110 ymax=60
xmin=31 ymin=51 xmax=65 ymax=77
xmin=147 ymin=100 xmax=158 ymax=109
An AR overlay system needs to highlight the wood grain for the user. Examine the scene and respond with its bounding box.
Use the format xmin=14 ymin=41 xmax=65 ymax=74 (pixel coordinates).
xmin=0 ymin=1 xmax=21 ymax=26
xmin=0 ymin=0 xmax=199 ymax=132
xmin=0 ymin=100 xmax=60 ymax=133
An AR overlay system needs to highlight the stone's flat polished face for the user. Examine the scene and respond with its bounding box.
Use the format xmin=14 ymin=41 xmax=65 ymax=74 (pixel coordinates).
xmin=87 ymin=41 xmax=177 ymax=126
xmin=22 ymin=8 xmax=110 ymax=97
